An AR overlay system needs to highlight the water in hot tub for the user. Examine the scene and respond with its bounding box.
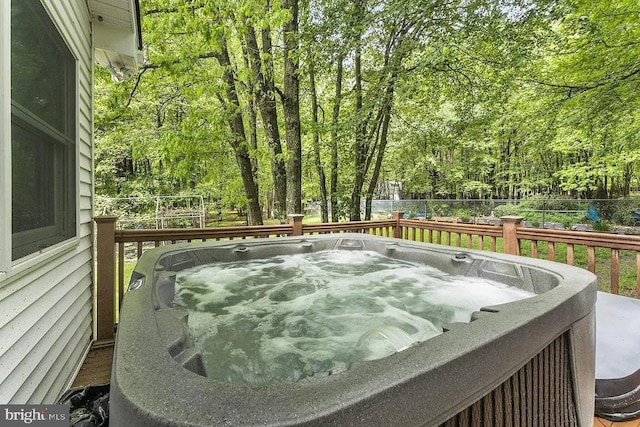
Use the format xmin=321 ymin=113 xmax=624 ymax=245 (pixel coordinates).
xmin=174 ymin=250 xmax=534 ymax=386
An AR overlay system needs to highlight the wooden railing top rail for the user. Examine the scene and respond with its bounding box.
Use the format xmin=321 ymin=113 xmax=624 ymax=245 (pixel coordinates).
xmin=112 ymin=220 xmax=640 ymax=251
xmin=517 ymin=227 xmax=640 ymax=251
xmin=114 ymin=224 xmax=293 ymax=242
xmin=399 ymin=219 xmax=503 ymax=237
xmin=303 ymin=220 xmax=396 ymax=233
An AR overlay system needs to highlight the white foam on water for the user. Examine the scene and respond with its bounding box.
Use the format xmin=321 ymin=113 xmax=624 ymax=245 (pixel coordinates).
xmin=174 ymin=250 xmax=535 ymax=386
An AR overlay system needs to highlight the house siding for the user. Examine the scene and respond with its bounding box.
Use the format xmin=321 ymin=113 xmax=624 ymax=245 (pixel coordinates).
xmin=0 ymin=0 xmax=94 ymax=404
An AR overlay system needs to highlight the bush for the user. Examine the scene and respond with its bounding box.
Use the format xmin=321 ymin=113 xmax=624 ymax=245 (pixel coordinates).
xmin=609 ymin=199 xmax=639 ymax=226
xmin=493 ymin=203 xmax=522 ymax=217
xmin=522 ymin=196 xmax=587 ymax=211
xmin=593 ymin=221 xmax=611 ymax=232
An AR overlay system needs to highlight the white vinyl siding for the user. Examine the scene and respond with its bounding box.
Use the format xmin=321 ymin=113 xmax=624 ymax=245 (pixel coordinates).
xmin=0 ymin=0 xmax=93 ymax=404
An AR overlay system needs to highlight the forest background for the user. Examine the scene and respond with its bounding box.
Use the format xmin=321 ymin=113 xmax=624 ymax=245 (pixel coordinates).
xmin=94 ymin=0 xmax=640 ymax=225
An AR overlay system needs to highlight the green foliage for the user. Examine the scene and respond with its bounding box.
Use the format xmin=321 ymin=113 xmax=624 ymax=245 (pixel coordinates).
xmin=94 ymin=0 xmax=640 ymax=217
xmin=593 ymin=221 xmax=611 ymax=232
xmin=493 ymin=204 xmax=522 ymax=217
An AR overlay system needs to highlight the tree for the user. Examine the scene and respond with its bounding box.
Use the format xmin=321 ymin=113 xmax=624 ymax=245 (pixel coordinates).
xmin=242 ymin=10 xmax=287 ymax=220
xmin=282 ymin=0 xmax=303 ymax=214
xmin=94 ymin=0 xmax=640 ymax=224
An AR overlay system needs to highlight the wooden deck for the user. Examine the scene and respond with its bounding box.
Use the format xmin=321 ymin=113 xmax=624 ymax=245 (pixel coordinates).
xmin=71 ymin=341 xmax=113 ymax=388
xmin=70 ymin=343 xmax=636 ymax=426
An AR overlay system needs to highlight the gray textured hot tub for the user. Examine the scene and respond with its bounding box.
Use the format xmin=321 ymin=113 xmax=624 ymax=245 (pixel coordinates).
xmin=110 ymin=234 xmax=596 ymax=426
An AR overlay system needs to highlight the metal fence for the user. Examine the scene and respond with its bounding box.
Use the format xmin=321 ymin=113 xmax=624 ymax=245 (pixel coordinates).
xmin=96 ymin=195 xmax=206 ymax=229
xmin=366 ymin=199 xmax=640 ymax=230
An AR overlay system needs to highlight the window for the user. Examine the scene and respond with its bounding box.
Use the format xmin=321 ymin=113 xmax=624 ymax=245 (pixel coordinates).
xmin=10 ymin=0 xmax=76 ymax=261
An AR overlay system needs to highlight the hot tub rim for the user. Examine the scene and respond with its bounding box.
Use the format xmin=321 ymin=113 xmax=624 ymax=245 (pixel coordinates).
xmin=110 ymin=233 xmax=596 ymax=426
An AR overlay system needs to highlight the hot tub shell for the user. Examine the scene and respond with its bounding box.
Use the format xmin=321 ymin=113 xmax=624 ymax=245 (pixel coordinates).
xmin=110 ymin=234 xmax=596 ymax=426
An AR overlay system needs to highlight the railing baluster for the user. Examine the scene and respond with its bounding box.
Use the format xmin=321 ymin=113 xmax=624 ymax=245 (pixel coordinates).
xmin=531 ymin=241 xmax=538 ymax=259
xmin=611 ymin=249 xmax=619 ymax=295
xmin=636 ymin=252 xmax=640 ymax=299
xmin=455 ymin=233 xmax=461 ymax=247
xmin=566 ymin=244 xmax=574 ymax=265
xmin=466 ymin=234 xmax=472 ymax=249
xmin=490 ymin=236 xmax=496 ymax=252
xmin=445 ymin=232 xmax=451 ymax=246
xmin=94 ymin=216 xmax=117 ymax=341
xmin=548 ymin=242 xmax=555 ymax=261
xmin=118 ymin=242 xmax=125 ymax=312
xmin=587 ymin=246 xmax=596 ymax=273
xmin=136 ymin=241 xmax=143 ymax=259
xmin=479 ymin=235 xmax=484 ymax=251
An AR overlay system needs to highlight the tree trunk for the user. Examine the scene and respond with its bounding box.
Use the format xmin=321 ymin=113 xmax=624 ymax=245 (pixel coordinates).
xmin=309 ymin=55 xmax=329 ymax=222
xmin=623 ymin=162 xmax=633 ymax=197
xmin=364 ymin=74 xmax=396 ymax=220
xmin=214 ymin=38 xmax=263 ymax=225
xmin=283 ymin=0 xmax=302 ymax=214
xmin=241 ymin=45 xmax=259 ymax=194
xmin=350 ymin=25 xmax=365 ymax=221
xmin=330 ymin=54 xmax=344 ymax=222
xmin=245 ymin=24 xmax=287 ymax=221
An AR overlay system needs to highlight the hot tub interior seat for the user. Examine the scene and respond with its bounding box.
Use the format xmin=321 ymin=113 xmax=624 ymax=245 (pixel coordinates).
xmin=148 ymin=238 xmax=560 ymax=380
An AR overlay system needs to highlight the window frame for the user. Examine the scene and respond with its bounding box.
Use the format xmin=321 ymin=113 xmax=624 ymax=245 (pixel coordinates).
xmin=0 ymin=0 xmax=81 ymax=281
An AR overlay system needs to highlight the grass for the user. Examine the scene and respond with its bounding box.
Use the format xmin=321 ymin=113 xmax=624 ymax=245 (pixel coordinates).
xmin=408 ymin=232 xmax=638 ymax=297
xmin=114 ymin=261 xmax=136 ymax=314
xmin=524 ymin=243 xmax=638 ymax=297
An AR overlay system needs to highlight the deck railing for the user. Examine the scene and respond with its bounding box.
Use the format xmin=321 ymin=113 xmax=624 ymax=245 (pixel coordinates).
xmin=94 ymin=212 xmax=640 ymax=341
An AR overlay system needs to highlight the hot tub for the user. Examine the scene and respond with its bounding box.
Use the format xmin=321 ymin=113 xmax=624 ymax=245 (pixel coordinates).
xmin=109 ymin=234 xmax=596 ymax=426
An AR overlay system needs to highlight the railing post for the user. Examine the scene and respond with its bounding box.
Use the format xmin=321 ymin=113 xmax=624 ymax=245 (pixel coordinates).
xmin=288 ymin=214 xmax=304 ymax=236
xmin=501 ymin=216 xmax=523 ymax=256
xmin=94 ymin=215 xmax=118 ymax=342
xmin=392 ymin=211 xmax=404 ymax=239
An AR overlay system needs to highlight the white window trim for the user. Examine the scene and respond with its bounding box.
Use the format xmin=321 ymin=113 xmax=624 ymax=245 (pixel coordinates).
xmin=0 ymin=0 xmax=82 ymax=284
xmin=0 ymin=0 xmax=10 ymax=281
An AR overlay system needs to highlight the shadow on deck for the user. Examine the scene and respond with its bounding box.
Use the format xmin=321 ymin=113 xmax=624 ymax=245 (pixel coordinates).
xmin=72 ymin=342 xmax=113 ymax=388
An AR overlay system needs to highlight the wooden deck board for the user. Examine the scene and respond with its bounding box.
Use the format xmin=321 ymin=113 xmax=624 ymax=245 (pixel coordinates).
xmin=71 ymin=344 xmax=113 ymax=388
